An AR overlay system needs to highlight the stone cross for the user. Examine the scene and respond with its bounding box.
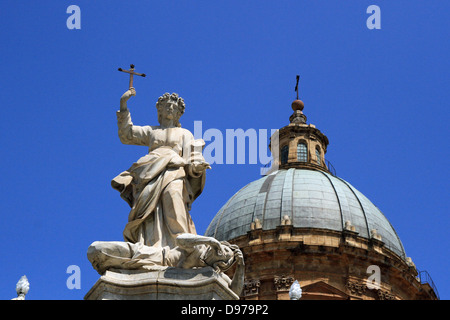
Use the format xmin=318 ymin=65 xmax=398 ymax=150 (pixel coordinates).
xmin=118 ymin=64 xmax=146 ymax=89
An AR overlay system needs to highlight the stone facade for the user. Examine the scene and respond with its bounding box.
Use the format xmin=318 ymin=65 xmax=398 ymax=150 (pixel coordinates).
xmin=227 ymin=227 xmax=437 ymax=300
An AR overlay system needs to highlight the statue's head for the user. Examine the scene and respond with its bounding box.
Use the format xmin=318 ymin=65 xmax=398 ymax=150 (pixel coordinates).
xmin=155 ymin=93 xmax=185 ymax=127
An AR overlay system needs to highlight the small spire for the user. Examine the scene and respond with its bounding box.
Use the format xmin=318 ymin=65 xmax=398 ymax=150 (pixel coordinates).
xmin=290 ymin=75 xmax=306 ymax=124
xmin=11 ymin=275 xmax=29 ymax=300
xmin=289 ymin=280 xmax=302 ymax=300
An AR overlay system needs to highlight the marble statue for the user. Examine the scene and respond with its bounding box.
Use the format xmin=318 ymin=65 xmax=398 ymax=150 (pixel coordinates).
xmin=112 ymin=88 xmax=210 ymax=248
xmin=86 ymin=85 xmax=245 ymax=299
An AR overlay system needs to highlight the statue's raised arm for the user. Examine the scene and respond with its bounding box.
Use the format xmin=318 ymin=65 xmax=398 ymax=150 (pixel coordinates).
xmin=120 ymin=87 xmax=136 ymax=112
xmin=116 ymin=88 xmax=152 ymax=147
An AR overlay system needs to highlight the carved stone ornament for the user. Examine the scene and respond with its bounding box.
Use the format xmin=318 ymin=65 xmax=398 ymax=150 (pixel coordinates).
xmin=345 ymin=279 xmax=367 ymax=296
xmin=377 ymin=289 xmax=396 ymax=300
xmin=289 ymin=110 xmax=307 ymax=124
xmin=274 ymin=275 xmax=295 ymax=291
xmin=243 ymin=279 xmax=261 ymax=296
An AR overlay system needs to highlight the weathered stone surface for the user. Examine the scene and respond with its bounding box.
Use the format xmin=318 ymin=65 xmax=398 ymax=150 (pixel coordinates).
xmin=84 ymin=267 xmax=240 ymax=300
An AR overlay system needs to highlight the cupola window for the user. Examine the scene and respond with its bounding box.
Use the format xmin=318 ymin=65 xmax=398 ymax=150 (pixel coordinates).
xmin=281 ymin=145 xmax=289 ymax=164
xmin=297 ymin=143 xmax=307 ymax=162
xmin=316 ymin=148 xmax=321 ymax=165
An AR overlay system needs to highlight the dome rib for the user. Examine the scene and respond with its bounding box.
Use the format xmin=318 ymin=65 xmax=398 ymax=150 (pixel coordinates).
xmin=209 ymin=182 xmax=252 ymax=238
xmin=277 ymin=168 xmax=291 ymax=225
xmin=382 ymin=212 xmax=407 ymax=259
xmin=286 ymin=168 xmax=296 ymax=225
xmin=346 ymin=182 xmax=407 ymax=259
xmin=317 ymin=171 xmax=345 ymax=231
xmin=262 ymin=170 xmax=288 ymax=230
xmin=335 ymin=176 xmax=371 ymax=239
xmin=260 ymin=174 xmax=275 ymax=229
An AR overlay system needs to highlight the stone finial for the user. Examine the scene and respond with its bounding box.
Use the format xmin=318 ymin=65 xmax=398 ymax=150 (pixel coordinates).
xmin=281 ymin=215 xmax=292 ymax=226
xmin=290 ymin=76 xmax=307 ymax=124
xmin=289 ymin=101 xmax=307 ymax=124
xmin=289 ymin=280 xmax=302 ymax=300
xmin=250 ymin=218 xmax=262 ymax=230
xmin=406 ymin=257 xmax=416 ymax=269
xmin=344 ymin=220 xmax=356 ymax=232
xmin=371 ymin=229 xmax=382 ymax=241
xmin=12 ymin=275 xmax=29 ymax=300
xmin=292 ymin=99 xmax=304 ymax=111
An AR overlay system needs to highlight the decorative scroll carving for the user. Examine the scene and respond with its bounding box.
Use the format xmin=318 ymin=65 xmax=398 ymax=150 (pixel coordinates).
xmin=377 ymin=289 xmax=396 ymax=300
xmin=274 ymin=275 xmax=295 ymax=291
xmin=345 ymin=279 xmax=367 ymax=296
xmin=243 ymin=279 xmax=261 ymax=296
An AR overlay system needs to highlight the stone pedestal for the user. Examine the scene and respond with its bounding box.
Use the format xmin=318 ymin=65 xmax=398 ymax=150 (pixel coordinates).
xmin=84 ymin=267 xmax=239 ymax=300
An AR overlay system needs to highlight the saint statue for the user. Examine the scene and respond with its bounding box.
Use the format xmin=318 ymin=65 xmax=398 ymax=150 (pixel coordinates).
xmin=86 ymin=84 xmax=244 ymax=298
xmin=111 ymin=88 xmax=210 ymax=248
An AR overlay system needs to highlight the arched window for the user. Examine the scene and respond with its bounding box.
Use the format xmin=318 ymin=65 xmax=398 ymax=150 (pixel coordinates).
xmin=281 ymin=145 xmax=289 ymax=164
xmin=316 ymin=148 xmax=321 ymax=165
xmin=297 ymin=143 xmax=307 ymax=162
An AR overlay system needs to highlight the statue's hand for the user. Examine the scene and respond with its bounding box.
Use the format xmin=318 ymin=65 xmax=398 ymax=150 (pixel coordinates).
xmin=191 ymin=161 xmax=211 ymax=173
xmin=120 ymin=87 xmax=136 ymax=102
xmin=234 ymin=249 xmax=244 ymax=266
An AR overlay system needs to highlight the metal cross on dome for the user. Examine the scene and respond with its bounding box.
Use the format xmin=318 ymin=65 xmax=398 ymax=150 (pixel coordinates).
xmin=294 ymin=75 xmax=300 ymax=100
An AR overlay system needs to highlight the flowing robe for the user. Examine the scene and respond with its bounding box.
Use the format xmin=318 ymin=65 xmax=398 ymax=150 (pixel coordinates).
xmin=111 ymin=109 xmax=206 ymax=248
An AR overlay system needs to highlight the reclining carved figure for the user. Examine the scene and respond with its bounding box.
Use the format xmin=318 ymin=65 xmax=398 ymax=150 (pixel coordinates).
xmin=87 ymin=233 xmax=245 ymax=296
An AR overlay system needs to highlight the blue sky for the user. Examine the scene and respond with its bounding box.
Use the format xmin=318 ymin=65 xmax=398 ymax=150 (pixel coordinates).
xmin=0 ymin=1 xmax=448 ymax=300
